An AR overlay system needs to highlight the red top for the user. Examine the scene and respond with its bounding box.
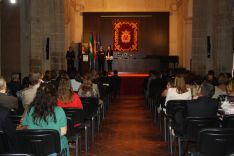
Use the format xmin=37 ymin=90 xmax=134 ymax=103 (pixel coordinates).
xmin=57 ymin=93 xmax=83 ymax=109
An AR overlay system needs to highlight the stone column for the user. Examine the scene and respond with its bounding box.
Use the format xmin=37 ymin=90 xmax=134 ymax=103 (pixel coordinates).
xmin=192 ymin=0 xmax=233 ymax=75
xmin=213 ymin=0 xmax=232 ymax=73
xmin=192 ymin=0 xmax=208 ymax=74
xmin=20 ymin=0 xmax=30 ymax=79
xmin=29 ymin=0 xmax=65 ymax=73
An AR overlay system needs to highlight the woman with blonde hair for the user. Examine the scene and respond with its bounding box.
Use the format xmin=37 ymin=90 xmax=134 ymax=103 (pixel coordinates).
xmin=57 ymin=78 xmax=83 ymax=109
xmin=78 ymin=79 xmax=98 ymax=97
xmin=165 ymin=74 xmax=192 ymax=106
xmin=221 ymin=78 xmax=234 ymax=114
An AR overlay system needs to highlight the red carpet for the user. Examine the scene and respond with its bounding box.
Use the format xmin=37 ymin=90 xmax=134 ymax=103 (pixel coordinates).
xmin=118 ymin=73 xmax=149 ymax=95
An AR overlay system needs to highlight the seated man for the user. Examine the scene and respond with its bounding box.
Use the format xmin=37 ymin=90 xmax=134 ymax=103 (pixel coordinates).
xmin=174 ymin=82 xmax=218 ymax=135
xmin=174 ymin=82 xmax=218 ymax=155
xmin=0 ymin=76 xmax=18 ymax=109
xmin=187 ymin=82 xmax=218 ymax=117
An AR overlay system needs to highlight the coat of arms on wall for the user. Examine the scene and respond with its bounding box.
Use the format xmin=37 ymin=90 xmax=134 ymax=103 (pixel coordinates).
xmin=113 ymin=19 xmax=139 ymax=52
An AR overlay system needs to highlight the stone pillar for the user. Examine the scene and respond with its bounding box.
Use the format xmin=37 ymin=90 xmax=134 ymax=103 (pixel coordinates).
xmin=213 ymin=0 xmax=232 ymax=73
xmin=20 ymin=0 xmax=30 ymax=79
xmin=29 ymin=0 xmax=65 ymax=73
xmin=192 ymin=0 xmax=233 ymax=75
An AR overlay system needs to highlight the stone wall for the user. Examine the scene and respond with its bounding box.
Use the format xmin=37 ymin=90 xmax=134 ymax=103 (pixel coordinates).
xmin=192 ymin=0 xmax=233 ymax=75
xmin=29 ymin=0 xmax=65 ymax=74
xmin=1 ymin=0 xmax=21 ymax=81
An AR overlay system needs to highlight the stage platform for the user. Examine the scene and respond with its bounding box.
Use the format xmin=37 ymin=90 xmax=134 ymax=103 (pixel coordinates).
xmin=110 ymin=72 xmax=149 ymax=95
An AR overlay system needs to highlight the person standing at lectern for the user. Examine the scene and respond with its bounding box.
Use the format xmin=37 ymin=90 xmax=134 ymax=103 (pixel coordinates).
xmin=79 ymin=46 xmax=90 ymax=76
xmin=98 ymin=45 xmax=105 ymax=73
xmin=66 ymin=46 xmax=75 ymax=74
xmin=106 ymin=45 xmax=113 ymax=72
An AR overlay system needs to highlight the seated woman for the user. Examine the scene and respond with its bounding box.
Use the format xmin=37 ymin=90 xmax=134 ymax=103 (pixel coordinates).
xmin=57 ymin=78 xmax=83 ymax=109
xmin=78 ymin=79 xmax=98 ymax=98
xmin=221 ymin=78 xmax=234 ymax=115
xmin=212 ymin=73 xmax=228 ymax=99
xmin=19 ymin=83 xmax=70 ymax=156
xmin=161 ymin=77 xmax=175 ymax=98
xmin=165 ymin=74 xmax=192 ymax=106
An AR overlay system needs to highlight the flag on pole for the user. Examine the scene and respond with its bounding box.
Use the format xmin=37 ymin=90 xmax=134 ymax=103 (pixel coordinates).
xmin=96 ymin=33 xmax=100 ymax=62
xmin=93 ymin=33 xmax=97 ymax=62
xmin=89 ymin=33 xmax=93 ymax=69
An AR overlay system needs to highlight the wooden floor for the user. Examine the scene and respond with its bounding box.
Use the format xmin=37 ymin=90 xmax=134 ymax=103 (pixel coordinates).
xmin=71 ymin=96 xmax=170 ymax=156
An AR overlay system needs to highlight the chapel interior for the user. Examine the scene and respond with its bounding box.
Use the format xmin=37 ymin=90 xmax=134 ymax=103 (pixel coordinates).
xmin=0 ymin=0 xmax=234 ymax=156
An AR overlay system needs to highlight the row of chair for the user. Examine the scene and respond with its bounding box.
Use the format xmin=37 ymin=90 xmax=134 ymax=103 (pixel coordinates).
xmin=0 ymin=129 xmax=61 ymax=156
xmin=0 ymin=84 xmax=113 ymax=156
xmin=145 ymin=97 xmax=234 ymax=156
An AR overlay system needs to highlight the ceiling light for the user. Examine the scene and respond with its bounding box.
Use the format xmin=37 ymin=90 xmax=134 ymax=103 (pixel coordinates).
xmin=10 ymin=0 xmax=16 ymax=4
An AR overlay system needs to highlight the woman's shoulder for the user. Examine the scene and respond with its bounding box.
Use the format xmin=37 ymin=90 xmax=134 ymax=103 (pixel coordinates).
xmin=54 ymin=106 xmax=65 ymax=113
xmin=168 ymin=88 xmax=176 ymax=92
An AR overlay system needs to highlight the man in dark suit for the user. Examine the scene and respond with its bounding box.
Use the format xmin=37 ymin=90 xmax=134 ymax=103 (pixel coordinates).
xmin=97 ymin=45 xmax=105 ymax=73
xmin=66 ymin=46 xmax=75 ymax=74
xmin=187 ymin=82 xmax=218 ymax=117
xmin=110 ymin=70 xmax=121 ymax=98
xmin=174 ymin=82 xmax=218 ymax=155
xmin=174 ymin=82 xmax=218 ymax=136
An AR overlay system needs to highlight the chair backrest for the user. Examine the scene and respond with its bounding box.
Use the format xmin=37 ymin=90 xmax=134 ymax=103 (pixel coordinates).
xmin=222 ymin=115 xmax=234 ymax=128
xmin=9 ymin=114 xmax=22 ymax=128
xmin=63 ymin=108 xmax=84 ymax=136
xmin=99 ymin=85 xmax=110 ymax=98
xmin=166 ymin=100 xmax=188 ymax=118
xmin=15 ymin=129 xmax=61 ymax=156
xmin=80 ymin=97 xmax=99 ymax=117
xmin=0 ymin=130 xmax=9 ymax=153
xmin=184 ymin=117 xmax=220 ymax=141
xmin=63 ymin=108 xmax=84 ymax=124
xmin=198 ymin=128 xmax=234 ymax=156
xmin=165 ymin=100 xmax=188 ymax=136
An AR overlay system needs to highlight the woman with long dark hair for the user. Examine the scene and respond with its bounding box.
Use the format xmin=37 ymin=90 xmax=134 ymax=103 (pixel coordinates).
xmin=19 ymin=83 xmax=70 ymax=155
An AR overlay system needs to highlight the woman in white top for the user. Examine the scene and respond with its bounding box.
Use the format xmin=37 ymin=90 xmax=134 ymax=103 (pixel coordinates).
xmin=221 ymin=78 xmax=234 ymax=115
xmin=165 ymin=74 xmax=192 ymax=106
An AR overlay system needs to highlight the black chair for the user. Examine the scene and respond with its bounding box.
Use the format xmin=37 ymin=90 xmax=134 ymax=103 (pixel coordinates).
xmin=178 ymin=117 xmax=220 ymax=156
xmin=165 ymin=100 xmax=188 ymax=155
xmin=9 ymin=110 xmax=23 ymax=128
xmin=15 ymin=129 xmax=61 ymax=156
xmin=99 ymin=85 xmax=111 ymax=114
xmin=0 ymin=131 xmax=9 ymax=154
xmin=9 ymin=115 xmax=22 ymax=128
xmin=0 ymin=154 xmax=34 ymax=156
xmin=197 ymin=128 xmax=234 ymax=156
xmin=222 ymin=115 xmax=234 ymax=128
xmin=63 ymin=108 xmax=88 ymax=154
xmin=80 ymin=97 xmax=99 ymax=143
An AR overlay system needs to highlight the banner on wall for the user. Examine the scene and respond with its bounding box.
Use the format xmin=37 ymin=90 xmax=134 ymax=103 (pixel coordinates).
xmin=113 ymin=19 xmax=139 ymax=52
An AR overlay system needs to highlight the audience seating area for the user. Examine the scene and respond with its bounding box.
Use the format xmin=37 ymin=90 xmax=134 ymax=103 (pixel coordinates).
xmin=0 ymin=70 xmax=117 ymax=156
xmin=145 ymin=69 xmax=234 ymax=156
xmin=2 ymin=68 xmax=234 ymax=156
